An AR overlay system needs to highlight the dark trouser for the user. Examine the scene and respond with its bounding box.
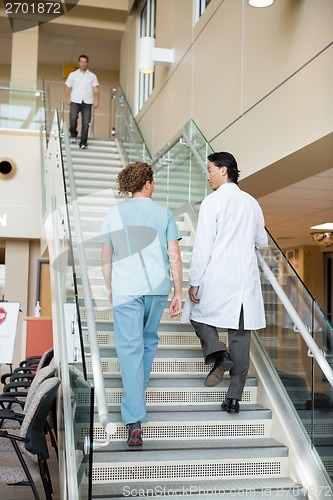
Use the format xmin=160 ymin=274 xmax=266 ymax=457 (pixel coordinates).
xmin=69 ymin=102 xmax=92 ymax=146
xmin=191 ymin=307 xmax=250 ymax=401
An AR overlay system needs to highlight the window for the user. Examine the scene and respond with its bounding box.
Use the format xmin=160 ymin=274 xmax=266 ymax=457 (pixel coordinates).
xmin=197 ymin=0 xmax=212 ymax=20
xmin=138 ymin=0 xmax=156 ymax=111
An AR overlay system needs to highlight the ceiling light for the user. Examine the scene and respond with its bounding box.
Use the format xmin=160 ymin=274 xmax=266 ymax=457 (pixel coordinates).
xmin=248 ymin=0 xmax=274 ymax=7
xmin=311 ymin=223 xmax=333 ymax=231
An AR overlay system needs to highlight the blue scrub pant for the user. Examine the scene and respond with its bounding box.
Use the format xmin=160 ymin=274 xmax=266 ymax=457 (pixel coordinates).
xmin=113 ymin=294 xmax=168 ymax=425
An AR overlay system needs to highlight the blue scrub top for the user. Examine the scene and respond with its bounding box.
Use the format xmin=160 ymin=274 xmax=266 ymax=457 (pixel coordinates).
xmin=100 ymin=198 xmax=180 ymax=297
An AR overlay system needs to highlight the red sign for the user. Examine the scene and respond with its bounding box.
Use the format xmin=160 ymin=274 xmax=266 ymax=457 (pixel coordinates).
xmin=0 ymin=308 xmax=7 ymax=325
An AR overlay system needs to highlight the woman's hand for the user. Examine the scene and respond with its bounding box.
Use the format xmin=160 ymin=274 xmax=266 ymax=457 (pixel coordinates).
xmin=169 ymin=293 xmax=182 ymax=318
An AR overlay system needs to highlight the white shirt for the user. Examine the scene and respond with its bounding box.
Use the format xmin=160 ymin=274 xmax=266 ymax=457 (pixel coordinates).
xmin=182 ymin=183 xmax=268 ymax=330
xmin=65 ymin=69 xmax=99 ymax=104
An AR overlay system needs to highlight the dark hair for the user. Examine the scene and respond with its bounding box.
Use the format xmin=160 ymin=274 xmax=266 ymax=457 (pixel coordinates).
xmin=78 ymin=54 xmax=89 ymax=62
xmin=117 ymin=162 xmax=154 ymax=196
xmin=207 ymin=151 xmax=240 ymax=184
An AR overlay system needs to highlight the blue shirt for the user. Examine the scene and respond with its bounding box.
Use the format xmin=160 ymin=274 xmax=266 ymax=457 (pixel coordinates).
xmin=100 ymin=198 xmax=180 ymax=297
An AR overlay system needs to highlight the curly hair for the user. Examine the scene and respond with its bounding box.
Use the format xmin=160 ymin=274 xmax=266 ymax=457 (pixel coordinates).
xmin=117 ymin=162 xmax=154 ymax=196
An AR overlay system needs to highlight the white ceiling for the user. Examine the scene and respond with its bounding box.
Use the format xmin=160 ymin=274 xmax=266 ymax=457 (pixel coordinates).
xmin=258 ymin=168 xmax=333 ymax=248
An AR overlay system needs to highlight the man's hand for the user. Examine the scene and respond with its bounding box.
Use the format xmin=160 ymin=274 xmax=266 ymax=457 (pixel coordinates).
xmin=189 ymin=286 xmax=200 ymax=303
xmin=169 ymin=293 xmax=182 ymax=318
xmin=66 ymin=98 xmax=71 ymax=105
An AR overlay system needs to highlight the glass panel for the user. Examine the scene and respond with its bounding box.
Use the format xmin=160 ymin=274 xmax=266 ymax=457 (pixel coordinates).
xmin=42 ymin=112 xmax=93 ymax=499
xmin=257 ymin=232 xmax=333 ymax=484
xmin=115 ymin=89 xmax=152 ymax=163
xmin=151 ymin=120 xmax=211 ymax=213
xmin=0 ymin=85 xmax=46 ymax=131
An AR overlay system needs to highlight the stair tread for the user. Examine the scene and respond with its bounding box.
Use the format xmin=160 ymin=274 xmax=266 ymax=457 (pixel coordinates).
xmin=92 ymin=477 xmax=307 ymax=499
xmin=91 ymin=407 xmax=272 ymax=421
xmin=94 ymin=437 xmax=285 ymax=453
xmin=93 ymin=377 xmax=258 ymax=388
xmin=93 ymin=444 xmax=288 ymax=463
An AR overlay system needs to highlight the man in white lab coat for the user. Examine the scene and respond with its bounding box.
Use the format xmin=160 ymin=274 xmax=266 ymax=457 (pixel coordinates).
xmin=187 ymin=152 xmax=268 ymax=413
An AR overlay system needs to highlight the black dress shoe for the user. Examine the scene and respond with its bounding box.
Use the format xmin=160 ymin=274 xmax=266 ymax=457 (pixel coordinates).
xmin=227 ymin=398 xmax=240 ymax=413
xmin=204 ymin=351 xmax=234 ymax=387
xmin=221 ymin=398 xmax=231 ymax=411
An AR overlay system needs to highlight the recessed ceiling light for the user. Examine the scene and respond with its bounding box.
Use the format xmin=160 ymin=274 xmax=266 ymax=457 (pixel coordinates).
xmin=248 ymin=0 xmax=274 ymax=7
xmin=311 ymin=223 xmax=333 ymax=231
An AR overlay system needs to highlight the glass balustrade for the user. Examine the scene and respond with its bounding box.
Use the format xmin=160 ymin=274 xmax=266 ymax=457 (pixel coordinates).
xmin=114 ymin=88 xmax=151 ymax=163
xmin=113 ymin=87 xmax=333 ymax=484
xmin=42 ymin=111 xmax=93 ymax=500
xmin=257 ymin=232 xmax=333 ymax=483
xmin=0 ymin=84 xmax=47 ymax=131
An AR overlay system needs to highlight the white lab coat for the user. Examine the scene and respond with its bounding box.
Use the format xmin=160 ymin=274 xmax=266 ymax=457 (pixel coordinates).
xmin=182 ymin=182 xmax=268 ymax=329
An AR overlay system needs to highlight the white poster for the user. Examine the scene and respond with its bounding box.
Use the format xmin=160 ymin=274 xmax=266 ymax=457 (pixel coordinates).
xmin=0 ymin=302 xmax=20 ymax=364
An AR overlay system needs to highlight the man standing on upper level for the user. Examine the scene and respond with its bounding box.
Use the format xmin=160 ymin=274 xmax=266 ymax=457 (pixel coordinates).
xmin=184 ymin=151 xmax=268 ymax=414
xmin=65 ymin=54 xmax=99 ymax=149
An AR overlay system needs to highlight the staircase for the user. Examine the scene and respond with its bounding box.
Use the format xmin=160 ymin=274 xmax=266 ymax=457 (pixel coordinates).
xmin=65 ymin=138 xmax=309 ymax=498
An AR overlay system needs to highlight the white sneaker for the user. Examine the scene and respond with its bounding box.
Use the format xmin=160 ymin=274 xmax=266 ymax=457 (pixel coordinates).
xmin=80 ymin=144 xmax=87 ymax=149
xmin=70 ymin=137 xmax=76 ymax=143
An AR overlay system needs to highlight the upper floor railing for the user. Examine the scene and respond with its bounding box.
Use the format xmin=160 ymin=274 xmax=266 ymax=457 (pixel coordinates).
xmin=0 ymin=82 xmax=50 ymax=135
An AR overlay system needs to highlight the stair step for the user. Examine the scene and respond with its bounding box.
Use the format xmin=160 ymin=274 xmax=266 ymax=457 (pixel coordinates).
xmin=79 ymin=306 xmax=187 ymax=324
xmin=77 ymin=383 xmax=258 ymax=408
xmin=92 ymin=477 xmax=307 ymax=499
xmin=84 ymin=357 xmax=238 ymax=378
xmin=91 ymin=453 xmax=289 ymax=483
xmin=77 ymin=408 xmax=273 ymax=443
xmin=82 ymin=330 xmax=228 ymax=349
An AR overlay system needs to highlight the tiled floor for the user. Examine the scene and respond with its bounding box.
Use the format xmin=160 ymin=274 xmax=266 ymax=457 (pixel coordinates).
xmin=0 ymin=443 xmax=60 ymax=500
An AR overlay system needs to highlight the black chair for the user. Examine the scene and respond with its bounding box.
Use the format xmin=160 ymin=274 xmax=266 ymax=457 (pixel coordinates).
xmin=1 ymin=347 xmax=54 ymax=388
xmin=0 ymin=376 xmax=60 ymax=500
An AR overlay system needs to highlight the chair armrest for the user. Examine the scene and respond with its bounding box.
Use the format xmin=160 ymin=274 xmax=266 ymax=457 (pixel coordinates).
xmin=3 ymin=381 xmax=31 ymax=392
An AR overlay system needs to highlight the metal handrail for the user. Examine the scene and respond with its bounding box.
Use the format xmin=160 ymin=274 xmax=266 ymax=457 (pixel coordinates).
xmin=0 ymin=86 xmax=45 ymax=94
xmin=62 ymin=122 xmax=117 ymax=447
xmin=256 ymin=250 xmax=333 ymax=387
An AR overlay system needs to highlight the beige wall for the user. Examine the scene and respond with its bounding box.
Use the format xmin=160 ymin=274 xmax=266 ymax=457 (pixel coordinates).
xmin=0 ymin=130 xmax=41 ymax=239
xmin=121 ymin=0 xmax=333 ymax=175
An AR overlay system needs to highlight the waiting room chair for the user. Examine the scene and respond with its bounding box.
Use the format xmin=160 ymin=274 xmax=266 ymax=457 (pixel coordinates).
xmin=0 ymin=376 xmax=60 ymax=500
